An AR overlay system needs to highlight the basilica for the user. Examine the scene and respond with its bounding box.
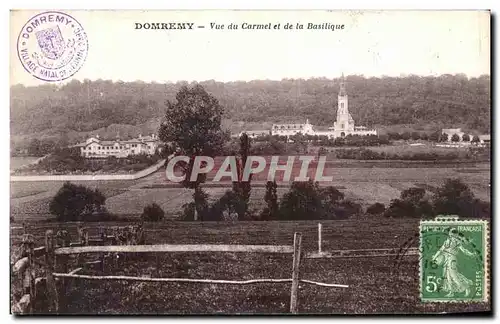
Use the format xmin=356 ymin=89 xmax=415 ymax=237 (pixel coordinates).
xmin=244 ymin=74 xmax=377 ymax=139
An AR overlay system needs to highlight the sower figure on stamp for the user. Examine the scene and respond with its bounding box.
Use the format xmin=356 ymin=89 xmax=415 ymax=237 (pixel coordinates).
xmin=432 ymin=228 xmax=475 ymax=298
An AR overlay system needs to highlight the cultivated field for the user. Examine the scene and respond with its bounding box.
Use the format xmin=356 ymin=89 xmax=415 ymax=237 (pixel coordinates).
xmin=10 ymin=161 xmax=490 ymax=222
xmin=10 ymin=219 xmax=490 ymax=314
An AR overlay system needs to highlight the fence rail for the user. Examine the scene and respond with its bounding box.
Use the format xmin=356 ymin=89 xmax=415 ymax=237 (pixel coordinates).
xmin=51 ymin=273 xmax=349 ymax=288
xmin=54 ymin=244 xmax=294 ymax=255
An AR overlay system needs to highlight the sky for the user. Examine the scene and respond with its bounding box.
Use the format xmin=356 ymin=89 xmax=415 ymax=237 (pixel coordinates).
xmin=9 ymin=10 xmax=490 ymax=86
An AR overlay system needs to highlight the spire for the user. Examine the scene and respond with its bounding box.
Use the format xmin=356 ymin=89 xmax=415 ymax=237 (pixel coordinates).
xmin=339 ymin=73 xmax=347 ymax=96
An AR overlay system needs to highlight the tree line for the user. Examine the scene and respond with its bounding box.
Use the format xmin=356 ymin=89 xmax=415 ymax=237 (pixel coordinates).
xmin=11 ymin=74 xmax=490 ymax=140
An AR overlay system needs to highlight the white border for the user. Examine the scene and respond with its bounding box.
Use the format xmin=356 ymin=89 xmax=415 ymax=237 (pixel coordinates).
xmin=3 ymin=1 xmax=497 ymax=322
xmin=419 ymin=218 xmax=489 ymax=303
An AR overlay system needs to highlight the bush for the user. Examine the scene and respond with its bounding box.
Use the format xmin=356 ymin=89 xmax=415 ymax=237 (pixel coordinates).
xmin=277 ymin=181 xmax=356 ymax=220
xmin=180 ymin=202 xmax=196 ymax=221
xmin=141 ymin=203 xmax=165 ymax=222
xmin=278 ymin=181 xmax=325 ymax=220
xmin=384 ymin=186 xmax=433 ymax=218
xmin=208 ymin=190 xmax=245 ymax=221
xmin=432 ymin=178 xmax=489 ymax=218
xmin=367 ymin=202 xmax=386 ymax=215
xmin=49 ymin=182 xmax=106 ymax=222
xmin=384 ymin=199 xmax=416 ymax=218
xmin=335 ymin=148 xmax=464 ymax=161
xmin=260 ymin=181 xmax=279 ymax=220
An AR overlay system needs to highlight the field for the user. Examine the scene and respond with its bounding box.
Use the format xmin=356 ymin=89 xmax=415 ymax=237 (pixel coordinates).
xmin=10 ymin=161 xmax=490 ymax=222
xmin=10 ymin=219 xmax=490 ymax=314
xmin=10 ymin=159 xmax=491 ymax=314
xmin=10 ymin=156 xmax=40 ymax=170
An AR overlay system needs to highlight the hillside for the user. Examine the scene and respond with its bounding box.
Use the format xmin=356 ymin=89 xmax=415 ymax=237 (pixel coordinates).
xmin=10 ymin=75 xmax=490 ymax=146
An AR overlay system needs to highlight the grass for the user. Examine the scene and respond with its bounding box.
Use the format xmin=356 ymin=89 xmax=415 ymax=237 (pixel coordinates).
xmin=10 ymin=156 xmax=40 ymax=169
xmin=10 ymin=162 xmax=490 ymax=222
xmin=10 ymin=219 xmax=491 ymax=314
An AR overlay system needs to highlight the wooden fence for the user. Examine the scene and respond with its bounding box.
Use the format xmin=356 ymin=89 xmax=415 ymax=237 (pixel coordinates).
xmin=11 ymin=223 xmax=417 ymax=314
xmin=11 ymin=224 xmax=145 ymax=314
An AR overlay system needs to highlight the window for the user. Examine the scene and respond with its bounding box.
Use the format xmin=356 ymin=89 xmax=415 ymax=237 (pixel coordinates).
xmin=341 ymin=102 xmax=344 ymax=109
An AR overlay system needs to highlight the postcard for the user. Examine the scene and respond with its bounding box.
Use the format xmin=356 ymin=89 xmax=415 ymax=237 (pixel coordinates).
xmin=10 ymin=10 xmax=491 ymax=315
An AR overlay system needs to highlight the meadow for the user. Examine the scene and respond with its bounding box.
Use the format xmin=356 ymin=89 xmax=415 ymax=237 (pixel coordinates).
xmin=10 ymin=160 xmax=491 ymax=314
xmin=10 ymin=219 xmax=490 ymax=314
xmin=10 ymin=161 xmax=490 ymax=222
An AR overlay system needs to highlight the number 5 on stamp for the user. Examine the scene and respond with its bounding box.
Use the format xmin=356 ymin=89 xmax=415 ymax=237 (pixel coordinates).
xmin=419 ymin=216 xmax=489 ymax=302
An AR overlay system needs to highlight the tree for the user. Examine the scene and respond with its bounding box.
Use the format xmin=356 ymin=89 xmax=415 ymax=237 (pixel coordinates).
xmin=471 ymin=135 xmax=480 ymax=143
xmin=141 ymin=203 xmax=165 ymax=222
xmin=411 ymin=132 xmax=421 ymax=141
xmin=440 ymin=133 xmax=449 ymax=142
xmin=462 ymin=134 xmax=471 ymax=142
xmin=401 ymin=187 xmax=426 ymax=205
xmin=158 ymin=85 xmax=226 ymax=221
xmin=367 ymin=202 xmax=386 ymax=215
xmin=432 ymin=178 xmax=476 ymax=217
xmin=278 ymin=181 xmax=325 ymax=220
xmin=261 ymin=180 xmax=278 ymax=220
xmin=232 ymin=133 xmax=252 ymax=220
xmin=451 ymin=134 xmax=460 ymax=142
xmin=384 ymin=186 xmax=433 ymax=218
xmin=49 ymin=182 xmax=106 ymax=221
xmin=429 ymin=131 xmax=441 ymax=142
xmin=384 ymin=199 xmax=415 ymax=218
xmin=27 ymin=138 xmax=42 ymax=156
xmin=278 ymin=181 xmax=355 ymax=220
xmin=11 ymin=75 xmax=491 ymax=140
xmin=209 ymin=190 xmax=245 ymax=221
xmin=401 ymin=132 xmax=411 ymax=141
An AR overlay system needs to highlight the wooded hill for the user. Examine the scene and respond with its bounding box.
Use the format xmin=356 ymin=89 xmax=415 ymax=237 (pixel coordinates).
xmin=10 ymin=74 xmax=490 ymax=146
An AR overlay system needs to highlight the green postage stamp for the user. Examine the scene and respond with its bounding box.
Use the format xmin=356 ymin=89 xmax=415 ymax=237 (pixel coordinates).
xmin=419 ymin=216 xmax=489 ymax=302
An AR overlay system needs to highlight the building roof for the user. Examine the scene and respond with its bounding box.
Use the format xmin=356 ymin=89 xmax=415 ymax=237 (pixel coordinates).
xmin=77 ymin=135 xmax=159 ymax=147
xmin=442 ymin=128 xmax=462 ymax=133
xmin=241 ymin=130 xmax=270 ymax=135
xmin=272 ymin=124 xmax=306 ymax=130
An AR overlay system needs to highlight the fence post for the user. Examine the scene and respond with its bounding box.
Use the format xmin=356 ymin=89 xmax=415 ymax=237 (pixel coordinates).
xmin=318 ymin=223 xmax=322 ymax=255
xmin=290 ymin=232 xmax=302 ymax=314
xmin=22 ymin=234 xmax=35 ymax=313
xmin=99 ymin=227 xmax=105 ymax=273
xmin=56 ymin=230 xmax=69 ymax=313
xmin=77 ymin=227 xmax=88 ymax=265
xmin=45 ymin=230 xmax=58 ymax=313
xmin=76 ymin=227 xmax=88 ymax=297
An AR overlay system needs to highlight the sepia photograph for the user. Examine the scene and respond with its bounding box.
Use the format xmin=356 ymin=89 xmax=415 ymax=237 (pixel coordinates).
xmin=9 ymin=9 xmax=491 ymax=315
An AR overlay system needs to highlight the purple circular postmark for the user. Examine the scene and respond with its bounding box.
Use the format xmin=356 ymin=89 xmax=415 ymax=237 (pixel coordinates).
xmin=16 ymin=11 xmax=88 ymax=82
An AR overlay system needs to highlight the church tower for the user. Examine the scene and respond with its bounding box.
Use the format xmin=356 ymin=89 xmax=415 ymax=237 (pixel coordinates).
xmin=333 ymin=73 xmax=354 ymax=134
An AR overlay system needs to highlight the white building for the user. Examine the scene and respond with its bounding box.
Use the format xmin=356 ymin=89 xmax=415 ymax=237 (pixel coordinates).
xmin=479 ymin=134 xmax=491 ymax=144
xmin=76 ymin=134 xmax=160 ymax=158
xmin=441 ymin=128 xmax=467 ymax=141
xmin=268 ymin=74 xmax=377 ymax=139
xmin=329 ymin=74 xmax=377 ymax=138
xmin=271 ymin=120 xmax=315 ymax=137
xmin=239 ymin=130 xmax=271 ymax=138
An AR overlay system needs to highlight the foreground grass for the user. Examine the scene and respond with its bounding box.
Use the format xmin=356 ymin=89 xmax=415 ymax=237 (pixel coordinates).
xmin=11 ymin=219 xmax=490 ymax=314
